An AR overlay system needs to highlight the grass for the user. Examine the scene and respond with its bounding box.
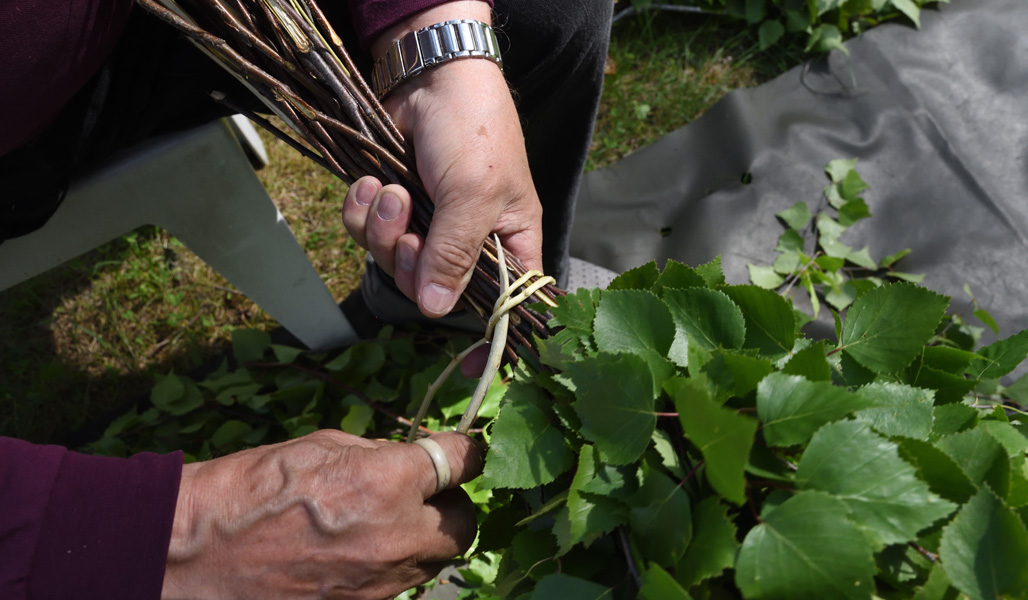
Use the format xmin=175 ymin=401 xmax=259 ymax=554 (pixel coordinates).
xmin=0 ymin=11 xmax=802 ymax=446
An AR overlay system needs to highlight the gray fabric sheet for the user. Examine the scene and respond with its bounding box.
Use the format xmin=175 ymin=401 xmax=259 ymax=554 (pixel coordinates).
xmin=571 ymin=0 xmax=1028 ymax=346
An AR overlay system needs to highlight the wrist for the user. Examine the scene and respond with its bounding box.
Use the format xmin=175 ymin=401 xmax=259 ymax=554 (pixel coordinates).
xmin=162 ymin=462 xmax=209 ymax=599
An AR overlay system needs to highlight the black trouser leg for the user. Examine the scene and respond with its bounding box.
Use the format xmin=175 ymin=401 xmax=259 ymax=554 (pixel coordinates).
xmin=494 ymin=0 xmax=614 ymax=286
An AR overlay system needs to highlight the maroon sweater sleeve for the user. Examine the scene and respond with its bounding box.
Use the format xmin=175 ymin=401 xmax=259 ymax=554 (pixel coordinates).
xmin=346 ymin=0 xmax=494 ymax=49
xmin=0 ymin=437 xmax=182 ymax=600
xmin=0 ymin=1 xmax=135 ymax=158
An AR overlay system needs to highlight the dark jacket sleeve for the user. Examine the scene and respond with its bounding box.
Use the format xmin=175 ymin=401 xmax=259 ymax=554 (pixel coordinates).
xmin=0 ymin=437 xmax=183 ymax=600
xmin=346 ymin=0 xmax=495 ymax=49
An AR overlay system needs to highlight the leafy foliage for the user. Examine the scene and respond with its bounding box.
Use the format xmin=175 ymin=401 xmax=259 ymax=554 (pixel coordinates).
xmin=86 ymin=160 xmax=1028 ymax=599
xmin=674 ymin=0 xmax=945 ymax=53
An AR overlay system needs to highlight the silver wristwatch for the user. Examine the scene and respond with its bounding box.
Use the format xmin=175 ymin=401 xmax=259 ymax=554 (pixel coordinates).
xmin=371 ymin=19 xmax=502 ymax=100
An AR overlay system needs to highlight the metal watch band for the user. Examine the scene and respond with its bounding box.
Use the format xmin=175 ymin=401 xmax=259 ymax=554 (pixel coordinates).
xmin=371 ymin=19 xmax=502 ymax=100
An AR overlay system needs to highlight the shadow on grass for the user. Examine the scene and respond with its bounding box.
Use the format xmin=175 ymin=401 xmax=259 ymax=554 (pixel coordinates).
xmin=1 ymin=227 xmax=244 ymax=446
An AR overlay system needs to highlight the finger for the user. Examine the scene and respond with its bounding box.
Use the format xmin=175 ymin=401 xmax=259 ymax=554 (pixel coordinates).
xmin=499 ymin=227 xmax=544 ymax=275
xmin=408 ymin=432 xmax=485 ymax=500
xmin=415 ymin=487 xmax=478 ymax=562
xmin=393 ymin=233 xmax=422 ymax=302
xmin=341 ymin=176 xmax=382 ymax=250
xmin=365 ymin=184 xmax=413 ymax=276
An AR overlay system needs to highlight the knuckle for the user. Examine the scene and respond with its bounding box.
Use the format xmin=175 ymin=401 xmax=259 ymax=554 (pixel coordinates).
xmin=429 ymin=237 xmax=480 ymax=279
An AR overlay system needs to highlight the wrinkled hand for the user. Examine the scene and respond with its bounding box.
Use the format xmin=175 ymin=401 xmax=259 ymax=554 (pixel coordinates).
xmin=161 ymin=431 xmax=484 ymax=600
xmin=342 ymin=2 xmax=543 ymax=318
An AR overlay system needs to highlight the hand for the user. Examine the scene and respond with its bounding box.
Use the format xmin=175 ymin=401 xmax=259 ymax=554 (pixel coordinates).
xmin=161 ymin=430 xmax=484 ymax=600
xmin=342 ymin=1 xmax=544 ymax=318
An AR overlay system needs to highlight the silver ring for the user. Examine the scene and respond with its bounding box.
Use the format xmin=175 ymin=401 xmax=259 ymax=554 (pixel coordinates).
xmin=413 ymin=438 xmax=451 ymax=494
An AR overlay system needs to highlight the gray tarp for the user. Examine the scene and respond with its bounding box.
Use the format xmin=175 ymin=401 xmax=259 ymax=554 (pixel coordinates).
xmin=571 ymin=0 xmax=1028 ymax=347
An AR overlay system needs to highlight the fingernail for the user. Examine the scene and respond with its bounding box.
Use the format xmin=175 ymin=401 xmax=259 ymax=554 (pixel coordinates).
xmin=420 ymin=283 xmax=455 ymax=316
xmin=397 ymin=242 xmax=416 ymax=273
xmin=377 ymin=191 xmax=401 ymax=221
xmin=354 ymin=181 xmax=374 ymax=206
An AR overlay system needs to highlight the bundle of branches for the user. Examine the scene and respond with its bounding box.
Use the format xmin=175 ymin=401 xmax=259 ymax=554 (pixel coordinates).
xmin=137 ymin=0 xmax=562 ymax=365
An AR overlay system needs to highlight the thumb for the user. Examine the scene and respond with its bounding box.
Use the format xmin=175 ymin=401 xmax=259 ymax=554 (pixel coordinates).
xmin=415 ymin=195 xmax=500 ymax=317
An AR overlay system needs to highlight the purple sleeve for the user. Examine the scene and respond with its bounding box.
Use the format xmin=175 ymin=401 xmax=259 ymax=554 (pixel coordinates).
xmin=0 ymin=437 xmax=183 ymax=600
xmin=0 ymin=1 xmax=135 ymax=158
xmin=346 ymin=0 xmax=494 ymax=49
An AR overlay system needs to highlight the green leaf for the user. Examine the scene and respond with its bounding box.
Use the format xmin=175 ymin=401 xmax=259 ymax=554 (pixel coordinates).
xmin=854 ymin=382 xmax=935 ymax=440
xmin=889 ymin=271 xmax=926 ymax=283
xmin=675 ymin=378 xmax=758 ymax=504
xmin=897 ymin=438 xmax=978 ymax=504
xmin=722 ymin=285 xmax=796 ymax=357
xmin=908 ymin=363 xmax=978 ymax=404
xmin=974 ymin=308 xmax=1000 ymax=335
xmin=639 ymin=564 xmax=693 ymax=600
xmin=735 ymin=491 xmax=876 ymax=600
xmin=935 ymin=428 xmax=1011 ymax=498
xmin=663 ymin=288 xmax=746 ymax=367
xmin=840 ymin=167 xmax=870 ymax=199
xmin=675 ymin=497 xmax=739 ymax=588
xmin=825 ymin=158 xmax=859 ymax=183
xmin=232 ymin=328 xmax=271 ymax=364
xmin=846 ymin=246 xmax=877 ymax=269
xmin=757 ymin=372 xmax=875 ymax=447
xmin=323 ymin=342 xmax=386 ymax=383
xmin=566 ymin=353 xmax=656 ymax=465
xmin=965 ymin=329 xmax=1028 ymax=379
xmin=772 ymin=251 xmax=802 ymax=276
xmin=807 ymin=24 xmax=845 ymax=53
xmin=340 ymin=401 xmax=374 ymax=436
xmin=781 ymin=341 xmax=832 ymax=381
xmin=628 ymin=463 xmax=692 ymax=567
xmin=979 ymin=420 xmax=1028 ymax=457
xmin=922 ymin=346 xmax=979 ymax=373
xmin=891 ymin=0 xmax=921 ymax=27
xmin=839 ymin=200 xmax=872 ymax=228
xmin=776 ymin=228 xmax=805 ymax=253
xmin=747 ymin=264 xmax=785 ymax=289
xmin=652 ymin=429 xmax=686 ymax=479
xmin=151 ymin=373 xmax=204 ymax=416
xmin=880 ymin=248 xmax=912 ymax=268
xmin=593 ymin=290 xmax=674 ymax=357
xmin=776 ymin=201 xmax=812 ymax=230
xmin=654 ymin=260 xmax=706 ymax=291
xmin=816 ymin=211 xmax=848 ymax=243
xmin=607 ymin=261 xmax=660 ymax=291
xmin=701 ymin=351 xmax=775 ymax=403
xmin=271 ymin=344 xmax=304 ymax=364
xmin=695 ymin=255 xmax=725 ymax=287
xmin=938 ymin=488 xmax=1028 ymax=599
xmin=566 ymin=446 xmax=629 ymax=546
xmin=912 ymin=564 xmax=960 ymax=600
xmin=548 ymin=287 xmax=601 ymax=345
xmin=840 ymin=283 xmax=950 ymax=374
xmin=744 ymin=0 xmax=766 ymax=23
xmin=796 ymin=420 xmax=956 ymax=547
xmin=784 ymin=8 xmax=810 ymax=32
xmin=481 ymin=380 xmax=574 ymax=489
xmin=210 ymin=419 xmax=253 ymax=449
xmin=532 ymin=574 xmax=612 ymax=599
xmin=757 ymin=19 xmax=784 ymax=49
xmin=931 ymin=403 xmax=979 ymax=437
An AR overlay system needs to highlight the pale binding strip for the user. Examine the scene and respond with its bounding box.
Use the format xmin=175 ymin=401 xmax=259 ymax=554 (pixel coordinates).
xmin=407 ymin=235 xmax=556 ymax=442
